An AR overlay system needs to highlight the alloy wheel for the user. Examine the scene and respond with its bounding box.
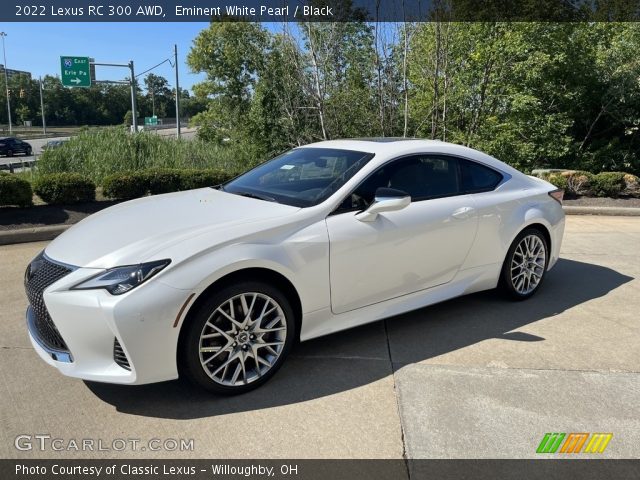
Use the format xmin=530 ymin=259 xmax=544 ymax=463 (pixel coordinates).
xmin=510 ymin=234 xmax=547 ymax=295
xmin=198 ymin=292 xmax=287 ymax=387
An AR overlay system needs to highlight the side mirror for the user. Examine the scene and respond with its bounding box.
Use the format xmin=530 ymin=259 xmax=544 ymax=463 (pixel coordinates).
xmin=356 ymin=187 xmax=411 ymax=222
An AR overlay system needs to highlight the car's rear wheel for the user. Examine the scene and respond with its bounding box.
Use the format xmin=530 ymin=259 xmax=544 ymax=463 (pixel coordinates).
xmin=181 ymin=281 xmax=295 ymax=394
xmin=6 ymin=149 xmax=13 ymax=157
xmin=500 ymin=228 xmax=549 ymax=300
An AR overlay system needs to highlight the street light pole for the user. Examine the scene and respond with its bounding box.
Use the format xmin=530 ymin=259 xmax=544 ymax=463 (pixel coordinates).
xmin=39 ymin=76 xmax=46 ymax=135
xmin=0 ymin=32 xmax=12 ymax=135
xmin=128 ymin=60 xmax=138 ymax=132
xmin=174 ymin=44 xmax=181 ymax=139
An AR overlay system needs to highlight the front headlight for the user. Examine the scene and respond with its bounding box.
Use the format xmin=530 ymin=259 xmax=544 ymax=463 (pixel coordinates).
xmin=72 ymin=259 xmax=170 ymax=295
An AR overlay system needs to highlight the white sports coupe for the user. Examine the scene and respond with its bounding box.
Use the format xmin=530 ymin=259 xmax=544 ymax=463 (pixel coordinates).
xmin=24 ymin=139 xmax=565 ymax=394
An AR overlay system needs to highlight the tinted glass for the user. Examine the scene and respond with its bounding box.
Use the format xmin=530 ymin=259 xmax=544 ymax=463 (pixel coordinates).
xmin=340 ymin=155 xmax=461 ymax=211
xmin=224 ymin=148 xmax=374 ymax=208
xmin=460 ymin=159 xmax=503 ymax=192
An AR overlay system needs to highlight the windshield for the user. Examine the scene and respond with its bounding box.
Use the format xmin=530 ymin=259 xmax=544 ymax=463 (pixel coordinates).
xmin=222 ymin=148 xmax=374 ymax=207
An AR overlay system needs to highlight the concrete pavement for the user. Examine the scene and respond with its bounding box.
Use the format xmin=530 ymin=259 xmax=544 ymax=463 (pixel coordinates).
xmin=0 ymin=216 xmax=638 ymax=462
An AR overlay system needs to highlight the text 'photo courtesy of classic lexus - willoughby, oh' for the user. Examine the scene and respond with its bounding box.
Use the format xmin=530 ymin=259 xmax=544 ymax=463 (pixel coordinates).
xmin=24 ymin=138 xmax=565 ymax=394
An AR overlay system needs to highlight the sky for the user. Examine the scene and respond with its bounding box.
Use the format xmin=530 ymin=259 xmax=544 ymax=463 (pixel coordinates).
xmin=0 ymin=23 xmax=211 ymax=92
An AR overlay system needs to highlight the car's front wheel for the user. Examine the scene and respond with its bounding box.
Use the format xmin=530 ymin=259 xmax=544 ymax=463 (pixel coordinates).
xmin=25 ymin=148 xmax=32 ymax=156
xmin=500 ymin=228 xmax=549 ymax=300
xmin=181 ymin=281 xmax=295 ymax=394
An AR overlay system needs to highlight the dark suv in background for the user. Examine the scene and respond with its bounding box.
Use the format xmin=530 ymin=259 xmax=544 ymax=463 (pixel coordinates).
xmin=0 ymin=137 xmax=32 ymax=156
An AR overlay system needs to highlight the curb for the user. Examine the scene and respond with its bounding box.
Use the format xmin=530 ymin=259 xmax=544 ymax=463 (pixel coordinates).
xmin=0 ymin=206 xmax=639 ymax=247
xmin=0 ymin=225 xmax=70 ymax=246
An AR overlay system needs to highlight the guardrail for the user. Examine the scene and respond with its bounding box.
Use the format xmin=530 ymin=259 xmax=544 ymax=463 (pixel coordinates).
xmin=0 ymin=157 xmax=37 ymax=173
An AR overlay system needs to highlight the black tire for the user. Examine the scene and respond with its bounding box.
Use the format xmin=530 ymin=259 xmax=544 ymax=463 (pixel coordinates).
xmin=180 ymin=281 xmax=296 ymax=395
xmin=6 ymin=150 xmax=13 ymax=157
xmin=499 ymin=228 xmax=549 ymax=300
xmin=25 ymin=148 xmax=32 ymax=156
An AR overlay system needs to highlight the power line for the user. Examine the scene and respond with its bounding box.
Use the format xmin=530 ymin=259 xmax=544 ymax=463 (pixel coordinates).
xmin=135 ymin=57 xmax=171 ymax=78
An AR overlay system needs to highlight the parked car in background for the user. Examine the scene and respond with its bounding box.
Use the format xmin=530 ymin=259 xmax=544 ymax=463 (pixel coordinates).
xmin=24 ymin=139 xmax=565 ymax=394
xmin=0 ymin=137 xmax=32 ymax=157
xmin=41 ymin=140 xmax=67 ymax=151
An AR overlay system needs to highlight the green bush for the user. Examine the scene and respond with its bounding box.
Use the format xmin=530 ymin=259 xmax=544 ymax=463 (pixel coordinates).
xmin=548 ymin=173 xmax=569 ymax=191
xmin=0 ymin=173 xmax=33 ymax=207
xmin=180 ymin=169 xmax=234 ymax=190
xmin=102 ymin=172 xmax=148 ymax=200
xmin=33 ymin=173 xmax=95 ymax=205
xmin=101 ymin=168 xmax=235 ymax=200
xmin=143 ymin=168 xmax=184 ymax=195
xmin=591 ymin=172 xmax=626 ymax=198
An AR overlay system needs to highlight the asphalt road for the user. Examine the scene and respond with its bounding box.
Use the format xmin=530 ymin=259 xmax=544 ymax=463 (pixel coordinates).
xmin=0 ymin=216 xmax=638 ymax=463
xmin=0 ymin=127 xmax=197 ymax=168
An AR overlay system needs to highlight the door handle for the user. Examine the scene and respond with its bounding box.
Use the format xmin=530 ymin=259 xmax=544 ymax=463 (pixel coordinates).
xmin=451 ymin=207 xmax=475 ymax=219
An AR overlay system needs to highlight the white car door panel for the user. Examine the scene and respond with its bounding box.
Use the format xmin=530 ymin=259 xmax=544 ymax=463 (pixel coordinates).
xmin=326 ymin=194 xmax=478 ymax=314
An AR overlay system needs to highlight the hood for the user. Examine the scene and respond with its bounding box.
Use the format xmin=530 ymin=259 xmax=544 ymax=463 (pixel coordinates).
xmin=45 ymin=188 xmax=300 ymax=268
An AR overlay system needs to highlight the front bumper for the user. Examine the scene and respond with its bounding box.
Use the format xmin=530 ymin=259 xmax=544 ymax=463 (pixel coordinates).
xmin=26 ymin=263 xmax=192 ymax=385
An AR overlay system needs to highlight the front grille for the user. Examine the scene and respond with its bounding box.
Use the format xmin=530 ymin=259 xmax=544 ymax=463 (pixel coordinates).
xmin=113 ymin=338 xmax=131 ymax=370
xmin=24 ymin=252 xmax=73 ymax=353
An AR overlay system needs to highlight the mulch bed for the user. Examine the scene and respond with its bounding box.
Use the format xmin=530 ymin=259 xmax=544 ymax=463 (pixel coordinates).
xmin=563 ymin=196 xmax=640 ymax=208
xmin=1 ymin=196 xmax=639 ymax=232
xmin=0 ymin=201 xmax=120 ymax=231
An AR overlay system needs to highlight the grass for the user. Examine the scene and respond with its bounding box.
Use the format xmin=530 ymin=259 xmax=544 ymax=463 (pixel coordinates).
xmin=35 ymin=127 xmax=264 ymax=184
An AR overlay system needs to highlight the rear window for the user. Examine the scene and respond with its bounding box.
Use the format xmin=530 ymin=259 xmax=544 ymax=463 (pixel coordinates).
xmin=460 ymin=159 xmax=503 ymax=193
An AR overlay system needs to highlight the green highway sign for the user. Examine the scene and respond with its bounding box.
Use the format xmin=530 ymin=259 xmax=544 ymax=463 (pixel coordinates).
xmin=60 ymin=56 xmax=91 ymax=87
xmin=144 ymin=116 xmax=158 ymax=126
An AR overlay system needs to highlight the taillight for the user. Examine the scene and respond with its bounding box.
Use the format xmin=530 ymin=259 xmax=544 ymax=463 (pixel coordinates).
xmin=549 ymin=188 xmax=564 ymax=205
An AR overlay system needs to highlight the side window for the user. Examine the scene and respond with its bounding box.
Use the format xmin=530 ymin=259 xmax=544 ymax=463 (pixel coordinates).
xmin=460 ymin=159 xmax=503 ymax=193
xmin=337 ymin=155 xmax=461 ymax=212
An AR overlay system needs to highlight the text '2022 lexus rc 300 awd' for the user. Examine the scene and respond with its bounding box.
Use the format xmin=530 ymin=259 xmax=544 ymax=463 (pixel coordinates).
xmin=24 ymin=139 xmax=565 ymax=394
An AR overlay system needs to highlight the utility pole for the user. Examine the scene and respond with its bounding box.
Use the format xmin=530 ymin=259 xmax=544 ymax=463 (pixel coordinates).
xmin=39 ymin=76 xmax=46 ymax=135
xmin=128 ymin=60 xmax=138 ymax=132
xmin=151 ymin=88 xmax=155 ymax=118
xmin=174 ymin=44 xmax=181 ymax=139
xmin=0 ymin=32 xmax=12 ymax=135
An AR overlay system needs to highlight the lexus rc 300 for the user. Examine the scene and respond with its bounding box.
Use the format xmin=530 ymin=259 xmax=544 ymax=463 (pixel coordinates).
xmin=24 ymin=139 xmax=565 ymax=394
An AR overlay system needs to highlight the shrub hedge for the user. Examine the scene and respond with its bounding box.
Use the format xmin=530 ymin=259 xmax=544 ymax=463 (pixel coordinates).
xmin=547 ymin=170 xmax=639 ymax=198
xmin=33 ymin=173 xmax=96 ymax=205
xmin=102 ymin=172 xmax=148 ymax=200
xmin=101 ymin=168 xmax=235 ymax=200
xmin=590 ymin=172 xmax=626 ymax=198
xmin=548 ymin=173 xmax=569 ymax=192
xmin=0 ymin=172 xmax=33 ymax=207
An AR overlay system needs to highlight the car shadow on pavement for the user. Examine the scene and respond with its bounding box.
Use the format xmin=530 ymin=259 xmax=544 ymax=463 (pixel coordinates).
xmin=85 ymin=258 xmax=632 ymax=419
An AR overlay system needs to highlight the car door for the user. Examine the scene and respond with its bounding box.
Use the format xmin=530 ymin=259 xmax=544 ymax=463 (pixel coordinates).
xmin=325 ymin=154 xmax=479 ymax=314
xmin=5 ymin=139 xmax=16 ymax=154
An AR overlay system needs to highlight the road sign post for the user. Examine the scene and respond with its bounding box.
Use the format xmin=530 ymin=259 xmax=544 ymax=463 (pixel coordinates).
xmin=60 ymin=56 xmax=91 ymax=87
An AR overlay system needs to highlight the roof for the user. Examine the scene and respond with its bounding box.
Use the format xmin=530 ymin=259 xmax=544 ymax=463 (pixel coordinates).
xmin=301 ymin=138 xmax=524 ymax=177
xmin=346 ymin=137 xmax=440 ymax=143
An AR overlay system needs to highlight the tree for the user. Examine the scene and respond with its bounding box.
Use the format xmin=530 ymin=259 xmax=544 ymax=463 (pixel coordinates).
xmin=144 ymin=73 xmax=171 ymax=118
xmin=16 ymin=104 xmax=31 ymax=124
xmin=187 ymin=21 xmax=269 ymax=143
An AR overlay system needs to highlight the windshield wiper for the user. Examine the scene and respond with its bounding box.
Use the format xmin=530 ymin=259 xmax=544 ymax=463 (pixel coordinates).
xmin=232 ymin=191 xmax=278 ymax=203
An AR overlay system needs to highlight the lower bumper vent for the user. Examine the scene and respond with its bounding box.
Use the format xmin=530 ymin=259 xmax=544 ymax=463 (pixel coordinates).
xmin=113 ymin=338 xmax=131 ymax=371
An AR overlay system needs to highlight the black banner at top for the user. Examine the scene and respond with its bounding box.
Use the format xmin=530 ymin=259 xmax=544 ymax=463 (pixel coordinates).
xmin=3 ymin=0 xmax=640 ymax=22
